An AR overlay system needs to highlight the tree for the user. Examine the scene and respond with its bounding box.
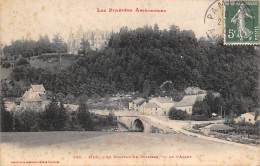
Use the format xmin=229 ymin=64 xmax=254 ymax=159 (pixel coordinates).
xmin=142 ymin=80 xmax=151 ymax=98
xmin=39 ymin=98 xmax=68 ymax=131
xmin=192 ymin=100 xmax=210 ymax=118
xmin=203 ymin=92 xmax=216 ymax=117
xmin=14 ymin=109 xmax=40 ymax=131
xmin=51 ymin=34 xmax=67 ymax=53
xmin=192 ymin=93 xmax=223 ymax=118
xmin=78 ymin=38 xmax=91 ymax=55
xmin=36 ymin=35 xmax=51 ymax=54
xmin=107 ymin=111 xmax=116 ymax=125
xmin=168 ymin=107 xmax=187 ymax=120
xmin=77 ymin=101 xmax=93 ymax=130
xmin=0 ymin=98 xmax=13 ymax=131
xmin=15 ymin=57 xmax=29 ymax=66
xmin=4 ymin=24 xmax=259 ymax=118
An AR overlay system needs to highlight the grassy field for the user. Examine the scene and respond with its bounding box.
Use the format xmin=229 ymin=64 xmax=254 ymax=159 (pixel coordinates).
xmin=1 ymin=131 xmax=259 ymax=166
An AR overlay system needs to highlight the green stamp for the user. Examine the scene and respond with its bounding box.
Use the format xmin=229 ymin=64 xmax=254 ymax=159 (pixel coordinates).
xmin=224 ymin=0 xmax=259 ymax=45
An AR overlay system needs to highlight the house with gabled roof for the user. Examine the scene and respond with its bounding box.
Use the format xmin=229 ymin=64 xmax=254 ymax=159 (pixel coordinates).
xmin=20 ymin=84 xmax=49 ymax=111
xmin=136 ymin=97 xmax=174 ymax=116
xmin=174 ymin=94 xmax=206 ymax=115
xmin=149 ymin=97 xmax=174 ymax=113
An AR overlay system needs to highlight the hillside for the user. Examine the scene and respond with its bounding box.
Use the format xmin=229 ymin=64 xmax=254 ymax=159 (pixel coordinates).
xmin=29 ymin=54 xmax=79 ymax=72
xmin=4 ymin=25 xmax=260 ymax=116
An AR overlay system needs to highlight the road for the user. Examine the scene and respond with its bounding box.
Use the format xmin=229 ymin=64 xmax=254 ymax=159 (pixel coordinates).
xmin=1 ymin=131 xmax=259 ymax=166
xmin=92 ymin=110 xmax=258 ymax=148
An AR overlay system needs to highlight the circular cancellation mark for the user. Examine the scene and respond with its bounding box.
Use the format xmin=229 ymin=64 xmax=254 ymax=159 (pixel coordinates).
xmin=204 ymin=0 xmax=224 ymax=40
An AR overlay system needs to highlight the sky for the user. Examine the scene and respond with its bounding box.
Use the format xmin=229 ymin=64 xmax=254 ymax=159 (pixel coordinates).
xmin=0 ymin=0 xmax=221 ymax=44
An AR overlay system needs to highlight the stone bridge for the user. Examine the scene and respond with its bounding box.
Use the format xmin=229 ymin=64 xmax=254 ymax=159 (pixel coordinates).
xmin=116 ymin=115 xmax=174 ymax=133
xmin=91 ymin=110 xmax=176 ymax=133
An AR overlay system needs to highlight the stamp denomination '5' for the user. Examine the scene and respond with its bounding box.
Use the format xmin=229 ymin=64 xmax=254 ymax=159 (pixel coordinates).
xmin=224 ymin=0 xmax=259 ymax=45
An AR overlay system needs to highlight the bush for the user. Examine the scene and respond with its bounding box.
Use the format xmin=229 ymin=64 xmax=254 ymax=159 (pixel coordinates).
xmin=14 ymin=110 xmax=40 ymax=131
xmin=39 ymin=99 xmax=68 ymax=131
xmin=0 ymin=99 xmax=13 ymax=131
xmin=255 ymin=121 xmax=260 ymax=135
xmin=168 ymin=107 xmax=188 ymax=120
xmin=192 ymin=100 xmax=210 ymax=118
xmin=15 ymin=58 xmax=29 ymax=66
xmin=77 ymin=102 xmax=93 ymax=130
xmin=230 ymin=122 xmax=258 ymax=135
xmin=2 ymin=62 xmax=11 ymax=68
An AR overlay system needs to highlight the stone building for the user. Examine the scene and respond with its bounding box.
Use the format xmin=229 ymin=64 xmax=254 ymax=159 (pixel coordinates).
xmin=128 ymin=97 xmax=146 ymax=111
xmin=140 ymin=102 xmax=161 ymax=115
xmin=175 ymin=94 xmax=206 ymax=115
xmin=20 ymin=84 xmax=50 ymax=111
xmin=149 ymin=97 xmax=174 ymax=115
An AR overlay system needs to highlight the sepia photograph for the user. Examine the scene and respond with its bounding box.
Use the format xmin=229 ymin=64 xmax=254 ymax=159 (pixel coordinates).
xmin=0 ymin=0 xmax=259 ymax=165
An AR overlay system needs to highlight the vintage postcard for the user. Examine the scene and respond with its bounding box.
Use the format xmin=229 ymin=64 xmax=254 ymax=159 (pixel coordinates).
xmin=0 ymin=0 xmax=259 ymax=166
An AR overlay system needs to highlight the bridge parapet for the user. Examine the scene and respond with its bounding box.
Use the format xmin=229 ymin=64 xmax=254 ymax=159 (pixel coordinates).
xmin=116 ymin=115 xmax=173 ymax=133
xmin=92 ymin=110 xmax=174 ymax=133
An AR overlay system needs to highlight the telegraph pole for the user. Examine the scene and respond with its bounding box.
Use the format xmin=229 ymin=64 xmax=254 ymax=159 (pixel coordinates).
xmin=12 ymin=112 xmax=15 ymax=131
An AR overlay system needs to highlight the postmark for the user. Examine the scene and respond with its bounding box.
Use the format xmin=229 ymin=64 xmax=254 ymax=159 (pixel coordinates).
xmin=204 ymin=0 xmax=224 ymax=40
xmin=224 ymin=0 xmax=259 ymax=45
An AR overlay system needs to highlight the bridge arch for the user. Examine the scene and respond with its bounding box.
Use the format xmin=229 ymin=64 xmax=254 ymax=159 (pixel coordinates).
xmin=132 ymin=119 xmax=144 ymax=132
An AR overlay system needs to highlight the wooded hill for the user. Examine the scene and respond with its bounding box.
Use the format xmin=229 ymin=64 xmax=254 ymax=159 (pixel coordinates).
xmin=3 ymin=24 xmax=260 ymax=116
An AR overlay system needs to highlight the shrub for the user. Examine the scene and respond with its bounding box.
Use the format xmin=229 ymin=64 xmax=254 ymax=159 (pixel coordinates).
xmin=2 ymin=62 xmax=11 ymax=68
xmin=192 ymin=100 xmax=210 ymax=118
xmin=0 ymin=99 xmax=13 ymax=131
xmin=39 ymin=99 xmax=68 ymax=131
xmin=168 ymin=107 xmax=188 ymax=120
xmin=15 ymin=58 xmax=29 ymax=66
xmin=14 ymin=110 xmax=40 ymax=131
xmin=77 ymin=102 xmax=93 ymax=130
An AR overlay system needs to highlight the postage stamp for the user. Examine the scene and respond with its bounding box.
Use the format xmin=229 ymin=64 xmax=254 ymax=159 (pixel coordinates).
xmin=224 ymin=0 xmax=259 ymax=45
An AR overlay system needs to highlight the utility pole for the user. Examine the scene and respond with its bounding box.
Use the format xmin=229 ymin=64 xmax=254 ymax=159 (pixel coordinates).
xmin=12 ymin=112 xmax=15 ymax=131
xmin=59 ymin=53 xmax=61 ymax=71
xmin=220 ymin=105 xmax=223 ymax=118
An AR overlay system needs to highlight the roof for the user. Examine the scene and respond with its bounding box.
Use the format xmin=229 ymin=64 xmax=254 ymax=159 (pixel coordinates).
xmin=22 ymin=90 xmax=42 ymax=102
xmin=132 ymin=98 xmax=146 ymax=105
xmin=64 ymin=104 xmax=79 ymax=112
xmin=4 ymin=101 xmax=16 ymax=112
xmin=175 ymin=94 xmax=206 ymax=107
xmin=143 ymin=102 xmax=160 ymax=108
xmin=203 ymin=124 xmax=234 ymax=131
xmin=151 ymin=97 xmax=172 ymax=103
xmin=212 ymin=92 xmax=221 ymax=98
xmin=241 ymin=112 xmax=255 ymax=117
xmin=31 ymin=84 xmax=45 ymax=92
xmin=175 ymin=95 xmax=196 ymax=107
xmin=22 ymin=84 xmax=46 ymax=102
xmin=184 ymin=86 xmax=206 ymax=95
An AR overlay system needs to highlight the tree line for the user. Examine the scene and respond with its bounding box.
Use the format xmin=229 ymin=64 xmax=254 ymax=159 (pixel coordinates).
xmin=2 ymin=24 xmax=260 ymax=118
xmin=3 ymin=34 xmax=67 ymax=58
xmin=0 ymin=97 xmax=116 ymax=132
